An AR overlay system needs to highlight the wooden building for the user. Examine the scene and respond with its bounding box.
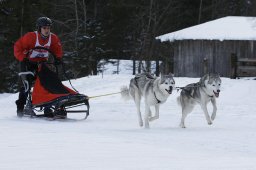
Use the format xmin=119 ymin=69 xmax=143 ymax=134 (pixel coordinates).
xmin=157 ymin=16 xmax=256 ymax=77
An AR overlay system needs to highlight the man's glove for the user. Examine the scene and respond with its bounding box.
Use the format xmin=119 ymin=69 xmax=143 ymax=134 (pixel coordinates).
xmin=54 ymin=58 xmax=62 ymax=65
xmin=22 ymin=57 xmax=29 ymax=63
xmin=22 ymin=57 xmax=29 ymax=64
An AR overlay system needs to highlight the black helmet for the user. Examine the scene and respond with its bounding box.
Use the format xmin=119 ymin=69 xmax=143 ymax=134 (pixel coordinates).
xmin=36 ymin=17 xmax=52 ymax=29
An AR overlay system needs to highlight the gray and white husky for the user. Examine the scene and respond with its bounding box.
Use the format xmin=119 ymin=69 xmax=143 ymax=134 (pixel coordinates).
xmin=177 ymin=73 xmax=222 ymax=128
xmin=121 ymin=73 xmax=175 ymax=128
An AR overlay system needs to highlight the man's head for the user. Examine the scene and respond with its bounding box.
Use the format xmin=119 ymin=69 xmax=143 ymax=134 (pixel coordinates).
xmin=36 ymin=17 xmax=52 ymax=37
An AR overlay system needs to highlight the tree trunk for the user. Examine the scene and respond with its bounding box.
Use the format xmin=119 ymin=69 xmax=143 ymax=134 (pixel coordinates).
xmin=20 ymin=0 xmax=25 ymax=36
xmin=82 ymin=0 xmax=87 ymax=33
xmin=74 ymin=0 xmax=79 ymax=50
xmin=138 ymin=60 xmax=142 ymax=73
xmin=146 ymin=60 xmax=151 ymax=73
xmin=198 ymin=0 xmax=203 ymax=24
xmin=156 ymin=60 xmax=159 ymax=76
xmin=133 ymin=60 xmax=136 ymax=75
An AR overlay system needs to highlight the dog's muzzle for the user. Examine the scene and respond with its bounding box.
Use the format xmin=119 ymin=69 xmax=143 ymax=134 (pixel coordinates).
xmin=213 ymin=90 xmax=220 ymax=97
xmin=165 ymin=86 xmax=173 ymax=94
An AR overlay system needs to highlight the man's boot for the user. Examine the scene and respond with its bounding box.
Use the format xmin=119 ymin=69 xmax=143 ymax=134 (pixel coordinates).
xmin=16 ymin=100 xmax=24 ymax=117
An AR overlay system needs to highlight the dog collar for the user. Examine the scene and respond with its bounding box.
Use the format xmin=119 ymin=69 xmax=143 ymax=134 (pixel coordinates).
xmin=154 ymin=92 xmax=162 ymax=104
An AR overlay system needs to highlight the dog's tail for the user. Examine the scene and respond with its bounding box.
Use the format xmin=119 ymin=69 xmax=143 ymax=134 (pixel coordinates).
xmin=177 ymin=96 xmax=181 ymax=106
xmin=120 ymin=85 xmax=131 ymax=101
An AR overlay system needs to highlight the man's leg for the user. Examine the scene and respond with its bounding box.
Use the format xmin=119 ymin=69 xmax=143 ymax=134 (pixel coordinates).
xmin=16 ymin=87 xmax=28 ymax=116
xmin=16 ymin=61 xmax=30 ymax=116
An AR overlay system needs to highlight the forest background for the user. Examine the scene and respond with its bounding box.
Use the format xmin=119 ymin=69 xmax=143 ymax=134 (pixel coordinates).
xmin=1 ymin=0 xmax=256 ymax=92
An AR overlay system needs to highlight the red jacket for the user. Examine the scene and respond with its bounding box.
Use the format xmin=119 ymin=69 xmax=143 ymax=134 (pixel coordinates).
xmin=14 ymin=31 xmax=63 ymax=61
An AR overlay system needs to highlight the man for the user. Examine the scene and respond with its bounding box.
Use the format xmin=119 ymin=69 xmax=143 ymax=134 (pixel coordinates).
xmin=14 ymin=17 xmax=63 ymax=116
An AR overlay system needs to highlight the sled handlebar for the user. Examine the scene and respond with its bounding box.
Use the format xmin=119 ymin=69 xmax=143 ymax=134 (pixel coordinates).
xmin=27 ymin=47 xmax=78 ymax=92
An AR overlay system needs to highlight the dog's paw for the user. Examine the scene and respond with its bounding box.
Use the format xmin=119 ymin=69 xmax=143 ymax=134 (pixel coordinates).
xmin=144 ymin=125 xmax=150 ymax=129
xmin=144 ymin=122 xmax=150 ymax=129
xmin=208 ymin=120 xmax=213 ymax=125
xmin=180 ymin=123 xmax=186 ymax=128
xmin=139 ymin=121 xmax=143 ymax=127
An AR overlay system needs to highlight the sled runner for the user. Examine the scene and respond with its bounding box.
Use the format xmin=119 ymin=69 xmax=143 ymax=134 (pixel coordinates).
xmin=18 ymin=47 xmax=89 ymax=120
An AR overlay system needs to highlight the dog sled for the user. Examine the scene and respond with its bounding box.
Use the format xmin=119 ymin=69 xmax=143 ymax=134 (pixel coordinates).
xmin=17 ymin=47 xmax=89 ymax=120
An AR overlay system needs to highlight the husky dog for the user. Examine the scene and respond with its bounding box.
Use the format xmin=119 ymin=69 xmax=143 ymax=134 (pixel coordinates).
xmin=121 ymin=73 xmax=175 ymax=128
xmin=177 ymin=73 xmax=221 ymax=128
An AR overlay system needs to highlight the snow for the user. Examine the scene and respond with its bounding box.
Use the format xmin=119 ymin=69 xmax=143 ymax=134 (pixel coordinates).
xmin=156 ymin=16 xmax=256 ymax=42
xmin=98 ymin=60 xmax=134 ymax=75
xmin=1 ymin=75 xmax=256 ymax=170
xmin=98 ymin=59 xmax=160 ymax=75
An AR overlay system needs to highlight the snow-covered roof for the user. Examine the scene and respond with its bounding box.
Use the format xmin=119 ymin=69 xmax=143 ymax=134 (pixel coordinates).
xmin=156 ymin=16 xmax=256 ymax=42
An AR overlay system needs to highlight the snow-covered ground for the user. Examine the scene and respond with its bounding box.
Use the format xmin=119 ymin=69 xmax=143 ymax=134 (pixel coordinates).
xmin=0 ymin=74 xmax=256 ymax=170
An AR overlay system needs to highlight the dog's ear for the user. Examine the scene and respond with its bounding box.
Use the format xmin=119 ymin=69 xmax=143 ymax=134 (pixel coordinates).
xmin=207 ymin=74 xmax=211 ymax=84
xmin=199 ymin=74 xmax=209 ymax=86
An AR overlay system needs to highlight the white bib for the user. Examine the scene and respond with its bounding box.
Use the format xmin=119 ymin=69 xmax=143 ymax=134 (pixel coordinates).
xmin=29 ymin=31 xmax=52 ymax=59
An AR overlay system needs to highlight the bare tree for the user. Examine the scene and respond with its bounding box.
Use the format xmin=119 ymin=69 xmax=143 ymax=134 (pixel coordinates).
xmin=74 ymin=0 xmax=79 ymax=51
xmin=82 ymin=0 xmax=87 ymax=33
xmin=20 ymin=0 xmax=25 ymax=36
xmin=198 ymin=0 xmax=203 ymax=24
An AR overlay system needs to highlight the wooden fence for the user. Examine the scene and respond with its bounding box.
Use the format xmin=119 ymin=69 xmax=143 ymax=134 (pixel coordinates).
xmin=231 ymin=53 xmax=256 ymax=78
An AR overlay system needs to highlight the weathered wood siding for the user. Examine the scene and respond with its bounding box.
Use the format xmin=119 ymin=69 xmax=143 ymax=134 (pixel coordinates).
xmin=173 ymin=40 xmax=256 ymax=77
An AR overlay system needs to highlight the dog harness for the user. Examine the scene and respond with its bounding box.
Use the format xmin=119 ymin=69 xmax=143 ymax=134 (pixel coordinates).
xmin=29 ymin=31 xmax=52 ymax=59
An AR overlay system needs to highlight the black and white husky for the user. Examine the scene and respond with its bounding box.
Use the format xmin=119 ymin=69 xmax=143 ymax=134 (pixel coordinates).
xmin=121 ymin=73 xmax=175 ymax=128
xmin=177 ymin=73 xmax=222 ymax=128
